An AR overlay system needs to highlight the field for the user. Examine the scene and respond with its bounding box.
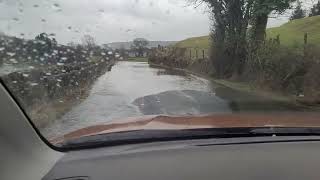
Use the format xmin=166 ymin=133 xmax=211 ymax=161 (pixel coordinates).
xmin=127 ymin=57 xmax=148 ymax=62
xmin=174 ymin=15 xmax=320 ymax=48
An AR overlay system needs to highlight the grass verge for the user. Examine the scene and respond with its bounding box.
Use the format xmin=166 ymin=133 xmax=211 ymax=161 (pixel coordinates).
xmin=127 ymin=57 xmax=149 ymax=62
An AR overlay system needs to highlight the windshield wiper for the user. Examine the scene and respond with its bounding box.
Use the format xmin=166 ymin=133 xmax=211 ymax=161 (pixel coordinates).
xmin=57 ymin=127 xmax=320 ymax=150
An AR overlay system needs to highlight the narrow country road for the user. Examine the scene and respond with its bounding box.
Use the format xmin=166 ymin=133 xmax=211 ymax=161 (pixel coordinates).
xmin=42 ymin=61 xmax=231 ymax=138
xmin=43 ymin=61 xmax=301 ymax=138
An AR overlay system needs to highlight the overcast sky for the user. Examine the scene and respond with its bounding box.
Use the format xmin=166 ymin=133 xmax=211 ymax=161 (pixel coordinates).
xmin=0 ymin=0 xmax=295 ymax=45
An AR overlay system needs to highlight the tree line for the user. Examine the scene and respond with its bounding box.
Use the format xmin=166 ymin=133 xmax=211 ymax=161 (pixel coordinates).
xmin=192 ymin=0 xmax=320 ymax=78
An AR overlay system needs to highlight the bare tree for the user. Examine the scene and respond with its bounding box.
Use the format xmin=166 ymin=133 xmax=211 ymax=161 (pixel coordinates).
xmin=81 ymin=35 xmax=96 ymax=49
xmin=131 ymin=38 xmax=149 ymax=57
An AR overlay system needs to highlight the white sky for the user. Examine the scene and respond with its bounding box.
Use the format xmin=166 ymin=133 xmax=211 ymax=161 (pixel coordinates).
xmin=0 ymin=0 xmax=308 ymax=45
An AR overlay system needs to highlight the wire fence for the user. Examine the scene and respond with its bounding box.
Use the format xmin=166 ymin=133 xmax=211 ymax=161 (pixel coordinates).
xmin=154 ymin=46 xmax=210 ymax=61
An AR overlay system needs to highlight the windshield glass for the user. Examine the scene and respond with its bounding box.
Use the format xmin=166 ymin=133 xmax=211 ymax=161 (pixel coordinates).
xmin=1 ymin=0 xmax=320 ymax=147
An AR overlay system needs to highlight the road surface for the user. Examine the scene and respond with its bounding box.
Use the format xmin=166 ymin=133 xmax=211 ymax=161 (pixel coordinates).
xmin=42 ymin=61 xmax=300 ymax=138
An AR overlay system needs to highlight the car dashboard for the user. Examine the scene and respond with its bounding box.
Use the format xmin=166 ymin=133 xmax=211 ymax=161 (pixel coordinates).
xmin=43 ymin=136 xmax=320 ymax=180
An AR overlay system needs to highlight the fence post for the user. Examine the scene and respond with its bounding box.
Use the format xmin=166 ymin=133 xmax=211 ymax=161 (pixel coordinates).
xmin=276 ymin=34 xmax=280 ymax=45
xmin=304 ymin=33 xmax=308 ymax=45
xmin=304 ymin=33 xmax=308 ymax=55
xmin=202 ymin=50 xmax=205 ymax=59
xmin=190 ymin=49 xmax=192 ymax=59
xmin=196 ymin=49 xmax=198 ymax=59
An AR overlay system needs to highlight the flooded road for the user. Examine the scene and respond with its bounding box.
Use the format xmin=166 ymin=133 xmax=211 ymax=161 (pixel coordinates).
xmin=43 ymin=61 xmax=303 ymax=138
xmin=43 ymin=61 xmax=230 ymax=138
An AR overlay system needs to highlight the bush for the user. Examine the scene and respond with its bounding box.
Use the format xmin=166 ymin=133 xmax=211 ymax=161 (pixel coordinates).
xmin=246 ymin=40 xmax=305 ymax=94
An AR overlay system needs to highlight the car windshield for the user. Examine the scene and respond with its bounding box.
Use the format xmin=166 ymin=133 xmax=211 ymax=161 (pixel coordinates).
xmin=1 ymin=0 xmax=320 ymax=147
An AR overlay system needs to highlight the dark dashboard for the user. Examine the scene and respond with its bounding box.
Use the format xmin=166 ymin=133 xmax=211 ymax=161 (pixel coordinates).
xmin=43 ymin=136 xmax=320 ymax=180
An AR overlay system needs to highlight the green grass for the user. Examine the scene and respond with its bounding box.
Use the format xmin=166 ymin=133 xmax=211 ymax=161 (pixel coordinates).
xmin=174 ymin=35 xmax=210 ymax=49
xmin=174 ymin=15 xmax=320 ymax=48
xmin=267 ymin=15 xmax=320 ymax=47
xmin=127 ymin=57 xmax=148 ymax=62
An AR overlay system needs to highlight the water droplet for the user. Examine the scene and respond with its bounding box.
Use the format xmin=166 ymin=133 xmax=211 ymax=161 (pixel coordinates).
xmin=59 ymin=100 xmax=64 ymax=103
xmin=30 ymin=82 xmax=38 ymax=86
xmin=12 ymin=17 xmax=19 ymax=21
xmin=108 ymin=51 xmax=113 ymax=55
xmin=28 ymin=66 xmax=35 ymax=69
xmin=44 ymin=53 xmax=49 ymax=57
xmin=101 ymin=52 xmax=106 ymax=56
xmin=56 ymin=83 xmax=61 ymax=87
xmin=22 ymin=73 xmax=29 ymax=77
xmin=41 ymin=19 xmax=46 ymax=22
xmin=57 ymin=79 xmax=62 ymax=82
xmin=57 ymin=62 xmax=64 ymax=66
xmin=12 ymin=81 xmax=17 ymax=84
xmin=45 ymin=72 xmax=52 ymax=76
xmin=33 ymin=49 xmax=37 ymax=52
xmin=0 ymin=47 xmax=5 ymax=51
xmin=9 ymin=59 xmax=18 ymax=64
xmin=20 ymin=33 xmax=25 ymax=37
xmin=61 ymin=57 xmax=67 ymax=61
xmin=53 ymin=3 xmax=60 ymax=8
xmin=33 ymin=4 xmax=39 ymax=8
xmin=67 ymin=26 xmax=72 ymax=31
xmin=61 ymin=69 xmax=66 ymax=73
xmin=7 ymin=52 xmax=16 ymax=56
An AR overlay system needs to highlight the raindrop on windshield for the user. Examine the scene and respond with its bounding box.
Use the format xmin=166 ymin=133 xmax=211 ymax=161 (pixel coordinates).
xmin=22 ymin=73 xmax=29 ymax=77
xmin=53 ymin=3 xmax=60 ymax=8
xmin=57 ymin=62 xmax=64 ymax=66
xmin=33 ymin=4 xmax=39 ymax=8
xmin=30 ymin=83 xmax=38 ymax=86
xmin=9 ymin=59 xmax=18 ymax=64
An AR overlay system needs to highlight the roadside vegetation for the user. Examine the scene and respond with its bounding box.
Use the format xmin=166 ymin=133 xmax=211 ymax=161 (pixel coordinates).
xmin=127 ymin=57 xmax=148 ymax=62
xmin=150 ymin=0 xmax=320 ymax=106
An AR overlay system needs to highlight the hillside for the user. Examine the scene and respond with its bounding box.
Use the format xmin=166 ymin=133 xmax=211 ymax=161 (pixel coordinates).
xmin=174 ymin=35 xmax=210 ymax=49
xmin=107 ymin=41 xmax=177 ymax=50
xmin=267 ymin=15 xmax=320 ymax=46
xmin=174 ymin=15 xmax=320 ymax=48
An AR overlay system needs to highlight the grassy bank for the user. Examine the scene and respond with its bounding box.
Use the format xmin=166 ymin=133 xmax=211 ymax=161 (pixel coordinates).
xmin=127 ymin=57 xmax=148 ymax=62
xmin=149 ymin=62 xmax=311 ymax=112
xmin=174 ymin=16 xmax=320 ymax=49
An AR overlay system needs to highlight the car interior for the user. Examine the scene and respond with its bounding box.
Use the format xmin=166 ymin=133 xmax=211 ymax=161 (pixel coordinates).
xmin=2 ymin=81 xmax=320 ymax=180
xmin=1 ymin=0 xmax=320 ymax=179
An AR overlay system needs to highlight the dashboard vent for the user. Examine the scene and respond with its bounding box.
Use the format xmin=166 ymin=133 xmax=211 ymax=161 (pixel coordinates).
xmin=55 ymin=177 xmax=89 ymax=180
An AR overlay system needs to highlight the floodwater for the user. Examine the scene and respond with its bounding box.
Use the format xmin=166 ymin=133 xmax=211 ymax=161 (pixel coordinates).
xmin=42 ymin=61 xmax=231 ymax=138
